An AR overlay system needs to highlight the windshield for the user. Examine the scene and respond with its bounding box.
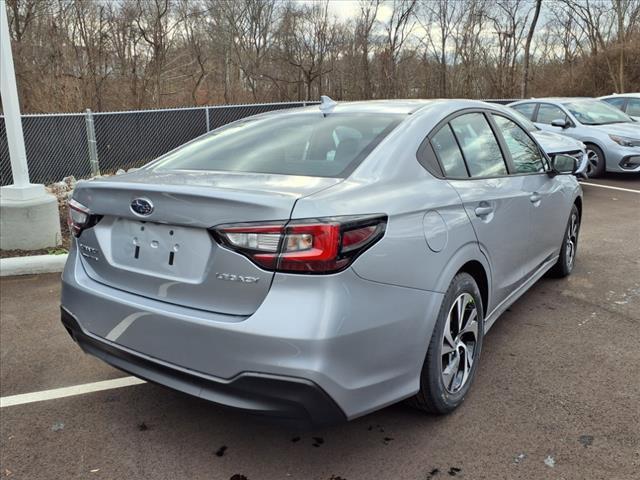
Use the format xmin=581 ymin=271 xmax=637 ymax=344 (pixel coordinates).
xmin=151 ymin=113 xmax=404 ymax=178
xmin=563 ymin=100 xmax=632 ymax=125
xmin=507 ymin=108 xmax=538 ymax=131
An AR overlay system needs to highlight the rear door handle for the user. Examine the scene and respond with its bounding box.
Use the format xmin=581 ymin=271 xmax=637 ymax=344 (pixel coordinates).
xmin=474 ymin=205 xmax=494 ymax=217
xmin=530 ymin=193 xmax=542 ymax=203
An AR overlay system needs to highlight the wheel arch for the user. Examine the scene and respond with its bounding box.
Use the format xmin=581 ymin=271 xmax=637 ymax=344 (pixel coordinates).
xmin=457 ymin=260 xmax=489 ymax=317
xmin=574 ymin=195 xmax=583 ymax=220
xmin=435 ymin=243 xmax=492 ymax=316
xmin=583 ymin=140 xmax=607 ymax=157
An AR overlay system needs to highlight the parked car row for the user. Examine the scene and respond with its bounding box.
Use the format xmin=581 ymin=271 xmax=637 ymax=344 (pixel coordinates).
xmin=508 ymin=96 xmax=640 ymax=178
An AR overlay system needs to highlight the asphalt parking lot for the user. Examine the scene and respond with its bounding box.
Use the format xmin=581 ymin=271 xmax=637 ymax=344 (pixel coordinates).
xmin=1 ymin=175 xmax=639 ymax=480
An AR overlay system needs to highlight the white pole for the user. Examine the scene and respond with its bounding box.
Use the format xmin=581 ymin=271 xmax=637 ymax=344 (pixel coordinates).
xmin=0 ymin=0 xmax=31 ymax=188
xmin=0 ymin=0 xmax=59 ymax=250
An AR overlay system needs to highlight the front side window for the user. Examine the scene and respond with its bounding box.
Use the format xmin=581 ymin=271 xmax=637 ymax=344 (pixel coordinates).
xmin=430 ymin=125 xmax=468 ymax=177
xmin=493 ymin=115 xmax=545 ymax=174
xmin=512 ymin=103 xmax=536 ymax=120
xmin=627 ymin=99 xmax=640 ymax=116
xmin=536 ymin=104 xmax=568 ymax=125
xmin=563 ymin=100 xmax=632 ymax=125
xmin=450 ymin=113 xmax=507 ymax=177
xmin=151 ymin=113 xmax=404 ymax=178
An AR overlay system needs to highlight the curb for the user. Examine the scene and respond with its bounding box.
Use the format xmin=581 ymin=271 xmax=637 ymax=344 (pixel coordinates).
xmin=0 ymin=254 xmax=68 ymax=277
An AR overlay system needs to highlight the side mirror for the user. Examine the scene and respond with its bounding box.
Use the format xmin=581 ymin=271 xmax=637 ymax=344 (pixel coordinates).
xmin=550 ymin=154 xmax=578 ymax=175
xmin=551 ymin=118 xmax=569 ymax=128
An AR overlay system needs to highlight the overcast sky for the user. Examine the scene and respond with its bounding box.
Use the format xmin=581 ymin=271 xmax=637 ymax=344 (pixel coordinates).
xmin=297 ymin=0 xmax=396 ymax=22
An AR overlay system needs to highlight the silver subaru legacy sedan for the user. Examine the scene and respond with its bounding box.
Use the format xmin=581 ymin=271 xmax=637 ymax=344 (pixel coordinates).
xmin=61 ymin=99 xmax=583 ymax=427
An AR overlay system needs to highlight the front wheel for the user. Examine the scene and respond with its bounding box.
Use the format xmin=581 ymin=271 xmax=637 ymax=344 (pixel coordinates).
xmin=549 ymin=204 xmax=580 ymax=278
xmin=408 ymin=273 xmax=484 ymax=414
xmin=585 ymin=144 xmax=605 ymax=178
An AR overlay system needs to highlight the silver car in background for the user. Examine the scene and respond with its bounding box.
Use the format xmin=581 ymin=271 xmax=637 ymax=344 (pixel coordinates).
xmin=510 ymin=98 xmax=640 ymax=177
xmin=497 ymin=105 xmax=588 ymax=177
xmin=61 ymin=99 xmax=583 ymax=426
xmin=599 ymin=93 xmax=640 ymax=121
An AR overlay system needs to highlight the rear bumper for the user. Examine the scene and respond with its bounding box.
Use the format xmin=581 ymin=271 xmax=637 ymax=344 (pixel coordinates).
xmin=61 ymin=307 xmax=346 ymax=427
xmin=61 ymin=245 xmax=442 ymax=421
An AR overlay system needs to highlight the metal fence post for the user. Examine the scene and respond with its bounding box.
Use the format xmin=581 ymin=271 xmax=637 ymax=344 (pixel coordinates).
xmin=205 ymin=107 xmax=210 ymax=132
xmin=84 ymin=108 xmax=100 ymax=176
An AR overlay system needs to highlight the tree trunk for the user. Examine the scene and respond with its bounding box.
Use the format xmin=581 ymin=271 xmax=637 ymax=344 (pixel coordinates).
xmin=521 ymin=0 xmax=542 ymax=98
xmin=616 ymin=0 xmax=625 ymax=92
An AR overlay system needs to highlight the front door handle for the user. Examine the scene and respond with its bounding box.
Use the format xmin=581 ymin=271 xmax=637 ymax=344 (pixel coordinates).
xmin=530 ymin=193 xmax=542 ymax=203
xmin=474 ymin=205 xmax=494 ymax=217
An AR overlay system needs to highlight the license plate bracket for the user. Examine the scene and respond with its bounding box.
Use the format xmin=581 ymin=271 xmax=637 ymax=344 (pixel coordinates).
xmin=109 ymin=218 xmax=211 ymax=281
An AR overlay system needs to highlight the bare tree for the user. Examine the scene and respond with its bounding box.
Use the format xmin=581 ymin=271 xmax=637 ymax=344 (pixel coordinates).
xmin=562 ymin=0 xmax=619 ymax=91
xmin=521 ymin=0 xmax=542 ymax=97
xmin=612 ymin=0 xmax=640 ymax=92
xmin=451 ymin=0 xmax=488 ymax=97
xmin=4 ymin=0 xmax=640 ymax=112
xmin=355 ymin=0 xmax=380 ymax=99
xmin=70 ymin=0 xmax=111 ymax=110
xmin=218 ymin=0 xmax=278 ymax=101
xmin=418 ymin=0 xmax=463 ymax=97
xmin=283 ymin=1 xmax=337 ymax=100
xmin=135 ymin=0 xmax=182 ymax=106
xmin=380 ymin=0 xmax=418 ymax=97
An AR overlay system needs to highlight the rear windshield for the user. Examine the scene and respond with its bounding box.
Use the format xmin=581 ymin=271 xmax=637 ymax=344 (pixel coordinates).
xmin=151 ymin=112 xmax=405 ymax=178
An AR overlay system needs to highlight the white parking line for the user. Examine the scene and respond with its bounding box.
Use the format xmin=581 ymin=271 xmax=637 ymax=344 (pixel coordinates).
xmin=581 ymin=182 xmax=640 ymax=194
xmin=0 ymin=376 xmax=146 ymax=408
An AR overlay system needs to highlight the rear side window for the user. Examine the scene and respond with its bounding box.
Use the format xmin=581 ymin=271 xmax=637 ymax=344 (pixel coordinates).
xmin=493 ymin=115 xmax=545 ymax=174
xmin=512 ymin=103 xmax=536 ymax=120
xmin=536 ymin=104 xmax=567 ymax=124
xmin=151 ymin=113 xmax=404 ymax=178
xmin=450 ymin=113 xmax=507 ymax=177
xmin=627 ymin=99 xmax=640 ymax=116
xmin=430 ymin=125 xmax=468 ymax=177
xmin=603 ymin=97 xmax=626 ymax=109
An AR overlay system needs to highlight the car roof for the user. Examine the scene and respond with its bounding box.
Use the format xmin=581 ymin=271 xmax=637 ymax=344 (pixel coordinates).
xmin=599 ymin=93 xmax=640 ymax=99
xmin=276 ymin=98 xmax=507 ymax=116
xmin=512 ymin=97 xmax=595 ymax=105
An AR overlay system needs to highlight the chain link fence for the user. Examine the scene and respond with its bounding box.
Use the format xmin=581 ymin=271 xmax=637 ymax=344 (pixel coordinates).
xmin=0 ymin=99 xmax=516 ymax=186
xmin=0 ymin=101 xmax=314 ymax=186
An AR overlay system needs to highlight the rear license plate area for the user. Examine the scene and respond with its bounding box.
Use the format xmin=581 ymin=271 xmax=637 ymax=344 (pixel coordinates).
xmin=110 ymin=218 xmax=211 ymax=280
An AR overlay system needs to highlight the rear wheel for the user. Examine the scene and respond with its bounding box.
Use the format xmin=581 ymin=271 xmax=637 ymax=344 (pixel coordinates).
xmin=549 ymin=204 xmax=580 ymax=278
xmin=585 ymin=144 xmax=605 ymax=178
xmin=408 ymin=273 xmax=484 ymax=414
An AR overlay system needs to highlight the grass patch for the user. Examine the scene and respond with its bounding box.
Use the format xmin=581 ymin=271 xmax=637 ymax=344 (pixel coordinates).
xmin=46 ymin=247 xmax=69 ymax=255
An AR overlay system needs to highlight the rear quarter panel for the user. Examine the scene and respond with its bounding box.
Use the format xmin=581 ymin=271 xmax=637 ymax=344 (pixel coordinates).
xmin=292 ymin=154 xmax=485 ymax=296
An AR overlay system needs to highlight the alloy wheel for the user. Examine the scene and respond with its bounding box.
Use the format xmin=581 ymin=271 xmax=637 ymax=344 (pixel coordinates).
xmin=586 ymin=149 xmax=600 ymax=177
xmin=441 ymin=293 xmax=478 ymax=394
xmin=566 ymin=211 xmax=579 ymax=268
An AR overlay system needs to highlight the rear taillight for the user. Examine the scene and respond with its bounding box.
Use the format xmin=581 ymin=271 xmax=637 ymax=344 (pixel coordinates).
xmin=67 ymin=199 xmax=101 ymax=237
xmin=212 ymin=215 xmax=387 ymax=274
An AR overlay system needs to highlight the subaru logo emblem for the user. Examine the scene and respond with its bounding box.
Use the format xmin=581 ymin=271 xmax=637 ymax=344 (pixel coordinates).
xmin=130 ymin=197 xmax=154 ymax=216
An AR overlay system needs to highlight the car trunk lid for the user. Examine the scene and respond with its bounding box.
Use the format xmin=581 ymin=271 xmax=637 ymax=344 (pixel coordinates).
xmin=72 ymin=170 xmax=341 ymax=316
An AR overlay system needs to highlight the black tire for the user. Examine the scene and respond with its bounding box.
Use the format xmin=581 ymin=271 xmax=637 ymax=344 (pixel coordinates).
xmin=408 ymin=272 xmax=484 ymax=414
xmin=585 ymin=144 xmax=606 ymax=178
xmin=549 ymin=204 xmax=580 ymax=278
